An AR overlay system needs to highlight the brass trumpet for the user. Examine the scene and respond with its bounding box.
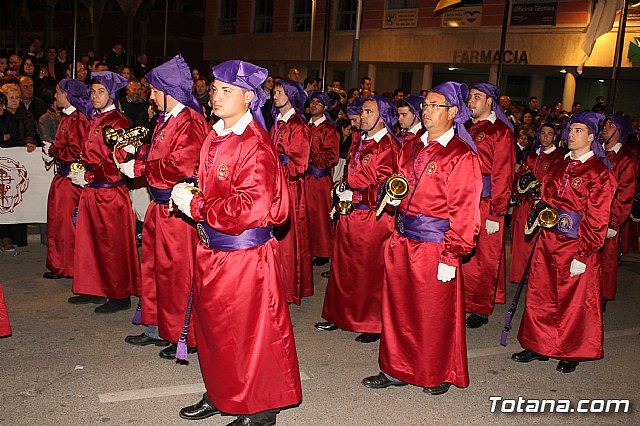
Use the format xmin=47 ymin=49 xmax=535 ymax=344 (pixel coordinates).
xmin=524 ymin=202 xmax=560 ymax=235
xmin=376 ymin=175 xmax=409 ymax=217
xmin=329 ymin=182 xmax=354 ymax=218
xmin=103 ymin=125 xmax=149 ymax=167
xmin=70 ymin=156 xmax=85 ymax=173
xmin=168 ymin=185 xmax=203 ymax=213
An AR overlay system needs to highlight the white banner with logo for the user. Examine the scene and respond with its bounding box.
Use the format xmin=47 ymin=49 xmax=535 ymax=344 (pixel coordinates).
xmin=0 ymin=147 xmax=54 ymax=224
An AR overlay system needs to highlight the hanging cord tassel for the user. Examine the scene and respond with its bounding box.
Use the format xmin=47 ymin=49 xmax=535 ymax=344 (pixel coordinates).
xmin=131 ymin=298 xmax=142 ymax=325
xmin=176 ymin=288 xmax=194 ymax=361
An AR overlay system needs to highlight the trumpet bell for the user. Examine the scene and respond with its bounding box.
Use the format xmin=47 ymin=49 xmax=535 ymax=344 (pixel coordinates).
xmin=538 ymin=207 xmax=559 ymax=228
xmin=386 ymin=175 xmax=409 ymax=199
xmin=335 ymin=200 xmax=354 ymax=215
xmin=70 ymin=162 xmax=85 ymax=173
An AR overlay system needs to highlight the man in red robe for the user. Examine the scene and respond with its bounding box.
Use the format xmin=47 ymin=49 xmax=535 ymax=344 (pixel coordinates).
xmin=271 ymin=79 xmax=313 ymax=305
xmin=512 ymin=111 xmax=616 ymax=373
xmin=316 ymin=96 xmax=399 ymax=343
xmin=600 ymin=115 xmax=638 ymax=308
xmin=120 ymin=55 xmax=208 ymax=359
xmin=171 ymin=60 xmax=302 ymax=426
xmin=305 ymin=91 xmax=339 ymax=266
xmin=0 ymin=282 xmax=11 ymax=337
xmin=509 ymin=122 xmax=564 ymax=283
xmin=362 ymin=81 xmax=482 ymax=396
xmin=396 ymin=94 xmax=424 ymax=146
xmin=462 ymin=81 xmax=515 ymax=328
xmin=41 ymin=79 xmax=89 ymax=279
xmin=67 ymin=71 xmax=141 ymax=314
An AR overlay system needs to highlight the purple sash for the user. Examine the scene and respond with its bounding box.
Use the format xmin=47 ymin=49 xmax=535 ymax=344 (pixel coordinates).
xmin=547 ymin=210 xmax=582 ymax=239
xmin=87 ymin=180 xmax=123 ymax=188
xmin=481 ymin=175 xmax=492 ymax=198
xmin=353 ymin=203 xmax=370 ymax=211
xmin=149 ymin=186 xmax=172 ymax=205
xmin=396 ymin=214 xmax=450 ymax=243
xmin=306 ymin=164 xmax=332 ymax=178
xmin=57 ymin=163 xmax=71 ymax=176
xmin=196 ymin=222 xmax=274 ymax=251
xmin=279 ymin=154 xmax=291 ymax=166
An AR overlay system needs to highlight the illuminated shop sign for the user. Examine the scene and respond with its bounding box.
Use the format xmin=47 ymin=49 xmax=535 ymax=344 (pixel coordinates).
xmin=452 ymin=50 xmax=529 ymax=64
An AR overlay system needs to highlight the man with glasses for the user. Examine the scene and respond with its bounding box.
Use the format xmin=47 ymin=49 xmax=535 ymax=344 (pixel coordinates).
xmin=462 ymin=81 xmax=515 ymax=329
xmin=362 ymin=82 xmax=482 ymax=396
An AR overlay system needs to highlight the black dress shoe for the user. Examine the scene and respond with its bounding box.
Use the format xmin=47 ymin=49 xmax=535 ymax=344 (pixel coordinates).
xmin=124 ymin=332 xmax=170 ymax=347
xmin=423 ymin=382 xmax=451 ymax=395
xmin=94 ymin=297 xmax=131 ymax=314
xmin=179 ymin=394 xmax=221 ymax=420
xmin=314 ymin=321 xmax=338 ymax=331
xmin=511 ymin=349 xmax=549 ymax=363
xmin=556 ymin=360 xmax=579 ymax=373
xmin=466 ymin=313 xmax=489 ymax=328
xmin=159 ymin=343 xmax=197 ymax=359
xmin=68 ymin=294 xmax=107 ymax=304
xmin=312 ymin=257 xmax=330 ymax=266
xmin=355 ymin=332 xmax=380 ymax=343
xmin=226 ymin=413 xmax=276 ymax=426
xmin=362 ymin=372 xmax=407 ymax=389
xmin=43 ymin=271 xmax=65 ymax=279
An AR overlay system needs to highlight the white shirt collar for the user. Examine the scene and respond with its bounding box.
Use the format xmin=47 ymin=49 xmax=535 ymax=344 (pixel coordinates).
xmin=363 ymin=127 xmax=388 ymax=143
xmin=167 ymin=102 xmax=186 ymax=120
xmin=541 ymin=145 xmax=557 ymax=155
xmin=408 ymin=122 xmax=422 ymax=135
xmin=420 ymin=126 xmax=455 ymax=147
xmin=277 ymin=108 xmax=295 ymax=123
xmin=63 ymin=105 xmax=77 ymax=116
xmin=309 ymin=115 xmax=327 ymax=126
xmin=212 ymin=110 xmax=253 ymax=136
xmin=606 ymin=142 xmax=622 ymax=154
xmin=101 ymin=104 xmax=116 ymax=113
xmin=472 ymin=111 xmax=497 ymax=124
xmin=565 ymin=150 xmax=595 ymax=163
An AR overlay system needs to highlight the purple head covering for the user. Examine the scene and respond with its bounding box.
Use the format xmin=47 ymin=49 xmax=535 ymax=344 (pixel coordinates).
xmin=402 ymin=94 xmax=424 ymax=118
xmin=532 ymin=121 xmax=559 ymax=153
xmin=604 ymin=114 xmax=634 ymax=145
xmin=90 ymin=71 xmax=129 ymax=109
xmin=308 ymin=91 xmax=334 ymax=123
xmin=58 ymin=78 xmax=91 ymax=119
xmin=347 ymin=97 xmax=365 ymax=116
xmin=472 ymin=81 xmax=514 ymax=132
xmin=566 ymin=111 xmax=610 ymax=170
xmin=273 ymin=79 xmax=306 ymax=117
xmin=430 ymin=81 xmax=478 ymax=153
xmin=362 ymin=96 xmax=399 ymax=143
xmin=212 ymin=60 xmax=269 ymax=130
xmin=146 ymin=55 xmax=203 ymax=114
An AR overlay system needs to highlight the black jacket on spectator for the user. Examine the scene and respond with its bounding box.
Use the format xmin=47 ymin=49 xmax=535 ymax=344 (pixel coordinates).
xmin=0 ymin=110 xmax=22 ymax=147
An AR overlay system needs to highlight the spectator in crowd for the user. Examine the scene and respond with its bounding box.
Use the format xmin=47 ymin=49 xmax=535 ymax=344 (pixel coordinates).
xmin=36 ymin=85 xmax=61 ymax=144
xmin=193 ymin=77 xmax=211 ymax=117
xmin=104 ymin=43 xmax=125 ymax=71
xmin=0 ymin=55 xmax=7 ymax=76
xmin=119 ymin=79 xmax=151 ymax=129
xmin=8 ymin=55 xmax=22 ymax=71
xmin=287 ymin=67 xmax=301 ymax=82
xmin=43 ymin=47 xmax=60 ymax=80
xmin=19 ymin=75 xmax=48 ymax=123
xmin=55 ymin=48 xmax=70 ymax=82
xmin=133 ymin=53 xmax=149 ymax=78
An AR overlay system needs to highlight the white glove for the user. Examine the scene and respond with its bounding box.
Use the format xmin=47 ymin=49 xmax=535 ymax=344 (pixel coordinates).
xmin=123 ymin=144 xmax=137 ymax=154
xmin=606 ymin=228 xmax=617 ymax=238
xmin=569 ymin=259 xmax=586 ymax=277
xmin=69 ymin=170 xmax=88 ymax=187
xmin=42 ymin=141 xmax=52 ymax=155
xmin=337 ymin=188 xmax=353 ymax=202
xmin=387 ymin=198 xmax=401 ymax=207
xmin=42 ymin=150 xmax=54 ymax=163
xmin=171 ymin=182 xmax=195 ymax=217
xmin=118 ymin=160 xmax=136 ymax=178
xmin=486 ymin=219 xmax=500 ymax=235
xmin=437 ymin=262 xmax=456 ymax=283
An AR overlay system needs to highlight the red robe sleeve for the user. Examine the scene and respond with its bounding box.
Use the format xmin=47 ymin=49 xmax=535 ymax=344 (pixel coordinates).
xmin=350 ymin=135 xmax=399 ymax=208
xmin=85 ymin=111 xmax=130 ymax=184
xmin=608 ymin=147 xmax=638 ymax=230
xmin=48 ymin=111 xmax=87 ymax=162
xmin=309 ymin=122 xmax=339 ymax=169
xmin=488 ymin=124 xmax=515 ymax=219
xmin=272 ymin=114 xmax=310 ymax=180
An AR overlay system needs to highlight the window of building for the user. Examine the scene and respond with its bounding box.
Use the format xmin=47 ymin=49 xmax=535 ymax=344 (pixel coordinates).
xmin=219 ymin=0 xmax=238 ymax=34
xmin=255 ymin=0 xmax=274 ymax=33
xmin=293 ymin=0 xmax=313 ymax=32
xmin=385 ymin=0 xmax=418 ymax=9
xmin=336 ymin=0 xmax=358 ymax=30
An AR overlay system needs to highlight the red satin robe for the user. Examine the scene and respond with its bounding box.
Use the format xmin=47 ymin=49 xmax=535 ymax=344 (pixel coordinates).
xmin=601 ymin=144 xmax=638 ymax=300
xmin=304 ymin=118 xmax=339 ymax=258
xmin=621 ymin=145 xmax=640 ymax=251
xmin=379 ymin=133 xmax=482 ymax=389
xmin=322 ymin=130 xmax=398 ymax=333
xmin=462 ymin=118 xmax=515 ymax=315
xmin=188 ymin=115 xmax=302 ymax=414
xmin=509 ymin=147 xmax=564 ymax=283
xmin=72 ymin=109 xmax=141 ymax=299
xmin=136 ymin=107 xmax=208 ymax=344
xmin=0 ymin=282 xmax=11 ymax=337
xmin=270 ymin=112 xmax=313 ymax=305
xmin=46 ymin=109 xmax=87 ymax=277
xmin=518 ymin=154 xmax=616 ymax=360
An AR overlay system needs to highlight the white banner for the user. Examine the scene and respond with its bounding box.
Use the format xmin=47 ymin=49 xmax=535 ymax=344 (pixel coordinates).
xmin=0 ymin=147 xmax=54 ymax=224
